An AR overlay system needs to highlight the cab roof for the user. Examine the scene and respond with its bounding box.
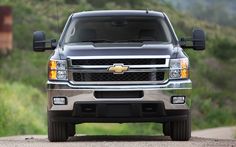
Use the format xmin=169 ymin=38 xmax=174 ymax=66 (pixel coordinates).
xmin=72 ymin=10 xmax=165 ymax=18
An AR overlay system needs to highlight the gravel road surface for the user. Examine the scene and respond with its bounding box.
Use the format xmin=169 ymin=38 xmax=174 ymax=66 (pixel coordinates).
xmin=0 ymin=127 xmax=235 ymax=147
xmin=192 ymin=126 xmax=236 ymax=140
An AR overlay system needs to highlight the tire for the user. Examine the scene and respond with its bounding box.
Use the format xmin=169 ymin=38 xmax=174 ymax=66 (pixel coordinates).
xmin=68 ymin=124 xmax=76 ymax=137
xmin=170 ymin=112 xmax=191 ymax=141
xmin=48 ymin=116 xmax=69 ymax=142
xmin=163 ymin=122 xmax=171 ymax=136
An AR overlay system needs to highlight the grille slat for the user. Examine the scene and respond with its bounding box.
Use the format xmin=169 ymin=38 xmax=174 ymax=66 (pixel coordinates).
xmin=71 ymin=59 xmax=165 ymax=66
xmin=73 ymin=72 xmax=164 ymax=82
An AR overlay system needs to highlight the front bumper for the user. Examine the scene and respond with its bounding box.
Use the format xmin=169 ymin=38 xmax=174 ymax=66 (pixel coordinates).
xmin=48 ymin=107 xmax=190 ymax=123
xmin=47 ymin=79 xmax=192 ymax=90
xmin=47 ymin=79 xmax=192 ymax=111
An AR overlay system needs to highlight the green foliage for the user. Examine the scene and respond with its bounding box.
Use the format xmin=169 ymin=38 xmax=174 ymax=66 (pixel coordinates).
xmin=0 ymin=49 xmax=51 ymax=89
xmin=87 ymin=0 xmax=144 ymax=9
xmin=77 ymin=123 xmax=162 ymax=135
xmin=0 ymin=82 xmax=47 ymax=136
xmin=210 ymin=38 xmax=236 ymax=61
xmin=164 ymin=0 xmax=236 ymax=27
xmin=191 ymin=95 xmax=236 ymax=129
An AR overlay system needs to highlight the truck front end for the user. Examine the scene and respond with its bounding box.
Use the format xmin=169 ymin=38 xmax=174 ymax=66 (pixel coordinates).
xmin=33 ymin=10 xmax=205 ymax=142
xmin=47 ymin=55 xmax=192 ymax=121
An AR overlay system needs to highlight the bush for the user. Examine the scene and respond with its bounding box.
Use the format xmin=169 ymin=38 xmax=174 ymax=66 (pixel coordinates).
xmin=210 ymin=37 xmax=236 ymax=61
xmin=0 ymin=82 xmax=47 ymax=136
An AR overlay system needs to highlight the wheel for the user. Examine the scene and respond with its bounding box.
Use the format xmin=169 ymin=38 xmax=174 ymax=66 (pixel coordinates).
xmin=163 ymin=122 xmax=171 ymax=136
xmin=68 ymin=124 xmax=76 ymax=136
xmin=48 ymin=116 xmax=69 ymax=142
xmin=170 ymin=111 xmax=191 ymax=141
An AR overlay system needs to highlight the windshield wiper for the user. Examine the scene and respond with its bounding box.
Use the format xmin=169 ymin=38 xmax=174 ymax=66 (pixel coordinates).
xmin=116 ymin=39 xmax=157 ymax=42
xmin=80 ymin=39 xmax=113 ymax=43
xmin=80 ymin=39 xmax=158 ymax=43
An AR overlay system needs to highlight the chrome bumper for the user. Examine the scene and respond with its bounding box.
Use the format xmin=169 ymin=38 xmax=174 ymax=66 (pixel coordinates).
xmin=47 ymin=79 xmax=192 ymax=90
xmin=47 ymin=79 xmax=192 ymax=111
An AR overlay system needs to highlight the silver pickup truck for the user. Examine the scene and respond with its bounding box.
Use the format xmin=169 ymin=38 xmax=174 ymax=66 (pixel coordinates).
xmin=33 ymin=10 xmax=205 ymax=142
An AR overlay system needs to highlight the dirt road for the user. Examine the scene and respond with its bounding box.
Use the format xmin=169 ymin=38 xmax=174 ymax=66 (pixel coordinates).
xmin=192 ymin=126 xmax=236 ymax=140
xmin=0 ymin=127 xmax=235 ymax=147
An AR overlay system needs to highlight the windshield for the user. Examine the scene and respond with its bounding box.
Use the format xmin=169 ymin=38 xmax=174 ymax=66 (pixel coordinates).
xmin=63 ymin=16 xmax=172 ymax=44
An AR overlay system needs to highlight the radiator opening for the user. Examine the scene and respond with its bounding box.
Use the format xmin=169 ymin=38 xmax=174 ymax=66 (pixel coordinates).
xmin=94 ymin=91 xmax=144 ymax=99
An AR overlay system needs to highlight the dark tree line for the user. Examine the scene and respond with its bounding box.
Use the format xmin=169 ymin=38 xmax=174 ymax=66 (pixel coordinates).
xmin=64 ymin=0 xmax=145 ymax=9
xmin=164 ymin=0 xmax=236 ymax=27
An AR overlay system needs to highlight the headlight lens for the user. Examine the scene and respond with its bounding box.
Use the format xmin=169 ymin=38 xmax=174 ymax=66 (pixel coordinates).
xmin=169 ymin=58 xmax=189 ymax=79
xmin=57 ymin=71 xmax=67 ymax=79
xmin=57 ymin=61 xmax=67 ymax=70
xmin=48 ymin=60 xmax=67 ymax=80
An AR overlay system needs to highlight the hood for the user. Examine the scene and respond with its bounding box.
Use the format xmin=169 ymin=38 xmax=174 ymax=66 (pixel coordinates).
xmin=59 ymin=43 xmax=178 ymax=59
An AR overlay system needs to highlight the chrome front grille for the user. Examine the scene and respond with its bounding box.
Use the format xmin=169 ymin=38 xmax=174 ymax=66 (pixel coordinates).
xmin=68 ymin=56 xmax=170 ymax=84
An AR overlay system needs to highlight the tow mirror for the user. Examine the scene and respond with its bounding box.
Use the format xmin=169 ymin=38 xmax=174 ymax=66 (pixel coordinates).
xmin=33 ymin=31 xmax=57 ymax=52
xmin=180 ymin=28 xmax=205 ymax=50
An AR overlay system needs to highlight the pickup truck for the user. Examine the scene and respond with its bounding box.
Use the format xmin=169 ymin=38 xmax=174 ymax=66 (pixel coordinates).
xmin=32 ymin=10 xmax=205 ymax=142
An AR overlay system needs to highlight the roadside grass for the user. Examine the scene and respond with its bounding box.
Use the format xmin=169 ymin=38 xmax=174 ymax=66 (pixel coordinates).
xmin=0 ymin=81 xmax=47 ymax=136
xmin=0 ymin=49 xmax=51 ymax=90
xmin=76 ymin=123 xmax=162 ymax=135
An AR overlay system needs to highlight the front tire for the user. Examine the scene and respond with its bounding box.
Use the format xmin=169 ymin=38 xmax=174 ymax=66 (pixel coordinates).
xmin=163 ymin=122 xmax=171 ymax=136
xmin=68 ymin=124 xmax=76 ymax=137
xmin=170 ymin=111 xmax=191 ymax=141
xmin=48 ymin=116 xmax=69 ymax=142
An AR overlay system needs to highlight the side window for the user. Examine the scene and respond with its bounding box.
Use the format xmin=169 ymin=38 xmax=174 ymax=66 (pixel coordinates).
xmin=64 ymin=23 xmax=76 ymax=43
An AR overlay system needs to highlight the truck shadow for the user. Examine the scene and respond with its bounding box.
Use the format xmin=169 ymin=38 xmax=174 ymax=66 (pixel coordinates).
xmin=68 ymin=135 xmax=172 ymax=142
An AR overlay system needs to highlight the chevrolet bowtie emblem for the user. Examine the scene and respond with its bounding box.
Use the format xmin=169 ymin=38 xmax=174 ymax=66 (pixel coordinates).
xmin=108 ymin=64 xmax=129 ymax=74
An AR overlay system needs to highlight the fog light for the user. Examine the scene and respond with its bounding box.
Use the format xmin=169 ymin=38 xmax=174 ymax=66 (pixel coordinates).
xmin=171 ymin=96 xmax=185 ymax=104
xmin=53 ymin=97 xmax=67 ymax=105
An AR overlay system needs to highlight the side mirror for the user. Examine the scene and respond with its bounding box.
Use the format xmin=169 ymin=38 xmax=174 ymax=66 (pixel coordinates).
xmin=192 ymin=29 xmax=205 ymax=50
xmin=33 ymin=31 xmax=57 ymax=52
xmin=180 ymin=28 xmax=205 ymax=51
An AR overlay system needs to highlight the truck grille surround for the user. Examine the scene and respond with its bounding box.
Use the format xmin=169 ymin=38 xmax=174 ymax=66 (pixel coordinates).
xmin=69 ymin=57 xmax=169 ymax=84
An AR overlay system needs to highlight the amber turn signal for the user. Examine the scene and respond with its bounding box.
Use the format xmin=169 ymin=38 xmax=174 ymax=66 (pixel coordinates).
xmin=181 ymin=69 xmax=189 ymax=78
xmin=49 ymin=60 xmax=57 ymax=69
xmin=49 ymin=70 xmax=57 ymax=80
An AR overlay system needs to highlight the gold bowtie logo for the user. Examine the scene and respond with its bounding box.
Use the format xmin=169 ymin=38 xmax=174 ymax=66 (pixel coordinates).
xmin=108 ymin=64 xmax=129 ymax=74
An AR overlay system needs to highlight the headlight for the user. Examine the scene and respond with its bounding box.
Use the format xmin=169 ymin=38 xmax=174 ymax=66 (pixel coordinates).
xmin=169 ymin=58 xmax=189 ymax=79
xmin=48 ymin=60 xmax=67 ymax=80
